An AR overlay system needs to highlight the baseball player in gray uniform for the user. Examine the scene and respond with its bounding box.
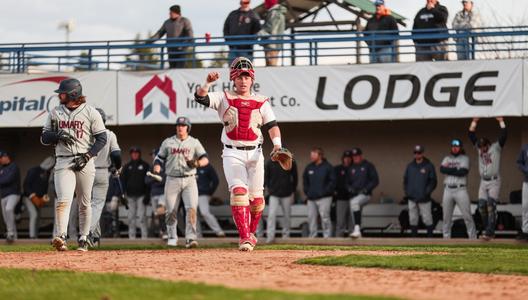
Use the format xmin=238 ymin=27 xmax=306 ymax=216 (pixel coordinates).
xmin=468 ymin=117 xmax=507 ymax=240
xmin=153 ymin=116 xmax=209 ymax=248
xmin=440 ymin=139 xmax=476 ymax=239
xmin=516 ymin=143 xmax=528 ymax=241
xmin=87 ymin=108 xmax=121 ymax=247
xmin=41 ymin=78 xmax=107 ymax=251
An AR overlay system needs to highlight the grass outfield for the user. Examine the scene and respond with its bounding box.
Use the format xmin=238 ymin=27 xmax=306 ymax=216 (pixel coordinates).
xmin=0 ymin=268 xmax=395 ymax=300
xmin=297 ymin=244 xmax=528 ymax=276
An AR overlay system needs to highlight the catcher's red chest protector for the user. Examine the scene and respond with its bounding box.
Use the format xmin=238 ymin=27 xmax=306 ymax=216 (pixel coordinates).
xmin=223 ymin=92 xmax=266 ymax=141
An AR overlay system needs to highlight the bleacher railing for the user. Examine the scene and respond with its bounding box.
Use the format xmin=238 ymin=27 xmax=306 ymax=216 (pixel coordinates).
xmin=0 ymin=26 xmax=527 ymax=73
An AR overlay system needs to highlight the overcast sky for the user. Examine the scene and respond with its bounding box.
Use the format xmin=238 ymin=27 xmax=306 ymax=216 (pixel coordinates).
xmin=0 ymin=0 xmax=526 ymax=44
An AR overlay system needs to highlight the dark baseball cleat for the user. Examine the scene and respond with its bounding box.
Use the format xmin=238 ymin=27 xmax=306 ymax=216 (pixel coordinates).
xmin=6 ymin=235 xmax=15 ymax=244
xmin=481 ymin=234 xmax=494 ymax=241
xmin=51 ymin=235 xmax=68 ymax=251
xmin=185 ymin=239 xmax=198 ymax=249
xmin=77 ymin=238 xmax=89 ymax=252
xmin=86 ymin=233 xmax=100 ymax=248
xmin=516 ymin=232 xmax=528 ymax=241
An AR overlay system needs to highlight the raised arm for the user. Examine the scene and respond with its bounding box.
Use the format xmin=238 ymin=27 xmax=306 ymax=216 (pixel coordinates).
xmin=468 ymin=118 xmax=479 ymax=146
xmin=194 ymin=72 xmax=219 ymax=107
xmin=496 ymin=117 xmax=507 ymax=147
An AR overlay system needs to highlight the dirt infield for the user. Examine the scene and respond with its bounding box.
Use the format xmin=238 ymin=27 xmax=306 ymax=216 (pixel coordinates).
xmin=1 ymin=248 xmax=527 ymax=300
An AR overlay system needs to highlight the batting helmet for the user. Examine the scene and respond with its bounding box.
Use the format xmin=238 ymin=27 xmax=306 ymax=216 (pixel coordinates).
xmin=230 ymin=57 xmax=255 ymax=81
xmin=176 ymin=116 xmax=192 ymax=132
xmin=95 ymin=108 xmax=107 ymax=124
xmin=54 ymin=78 xmax=83 ymax=100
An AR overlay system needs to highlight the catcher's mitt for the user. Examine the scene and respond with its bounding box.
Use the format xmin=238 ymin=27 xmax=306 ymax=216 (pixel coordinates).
xmin=270 ymin=148 xmax=293 ymax=171
xmin=30 ymin=193 xmax=50 ymax=208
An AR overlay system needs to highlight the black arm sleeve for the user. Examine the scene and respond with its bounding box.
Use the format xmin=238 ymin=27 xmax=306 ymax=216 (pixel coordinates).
xmin=262 ymin=120 xmax=278 ymax=132
xmin=88 ymin=132 xmax=107 ymax=157
xmin=498 ymin=127 xmax=507 ymax=147
xmin=110 ymin=150 xmax=122 ymax=169
xmin=468 ymin=130 xmax=478 ymax=146
xmin=41 ymin=131 xmax=59 ymax=145
xmin=441 ymin=166 xmax=469 ymax=177
xmin=194 ymin=92 xmax=210 ymax=107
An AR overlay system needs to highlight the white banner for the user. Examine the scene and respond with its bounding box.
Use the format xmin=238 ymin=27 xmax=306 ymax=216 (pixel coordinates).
xmin=0 ymin=72 xmax=117 ymax=128
xmin=117 ymin=59 xmax=523 ymax=125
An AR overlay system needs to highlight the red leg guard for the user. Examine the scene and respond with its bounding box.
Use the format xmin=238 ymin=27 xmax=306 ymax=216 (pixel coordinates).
xmin=249 ymin=197 xmax=265 ymax=234
xmin=231 ymin=206 xmax=251 ymax=245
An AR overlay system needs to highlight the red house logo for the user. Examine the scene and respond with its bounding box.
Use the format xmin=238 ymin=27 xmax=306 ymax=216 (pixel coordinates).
xmin=135 ymin=75 xmax=176 ymax=119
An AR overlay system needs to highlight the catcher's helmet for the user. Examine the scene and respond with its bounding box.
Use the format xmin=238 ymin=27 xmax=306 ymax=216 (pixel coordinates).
xmin=95 ymin=108 xmax=107 ymax=124
xmin=55 ymin=78 xmax=83 ymax=100
xmin=176 ymin=116 xmax=192 ymax=132
xmin=230 ymin=57 xmax=255 ymax=81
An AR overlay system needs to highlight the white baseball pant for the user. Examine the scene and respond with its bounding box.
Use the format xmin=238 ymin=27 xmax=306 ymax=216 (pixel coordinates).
xmin=1 ymin=194 xmax=20 ymax=238
xmin=22 ymin=197 xmax=39 ymax=238
xmin=90 ymin=169 xmax=109 ymax=238
xmin=126 ymin=195 xmax=147 ymax=239
xmin=442 ymin=186 xmax=477 ymax=239
xmin=266 ymin=195 xmax=293 ymax=241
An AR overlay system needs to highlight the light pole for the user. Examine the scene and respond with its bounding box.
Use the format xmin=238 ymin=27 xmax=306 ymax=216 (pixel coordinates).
xmin=58 ymin=20 xmax=75 ymax=59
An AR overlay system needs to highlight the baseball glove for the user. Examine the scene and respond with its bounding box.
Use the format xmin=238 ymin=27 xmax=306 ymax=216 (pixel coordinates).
xmin=57 ymin=130 xmax=76 ymax=146
xmin=71 ymin=153 xmax=91 ymax=172
xmin=270 ymin=147 xmax=293 ymax=171
xmin=186 ymin=159 xmax=200 ymax=169
xmin=30 ymin=193 xmax=50 ymax=208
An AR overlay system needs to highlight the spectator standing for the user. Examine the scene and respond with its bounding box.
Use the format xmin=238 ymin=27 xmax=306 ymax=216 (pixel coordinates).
xmin=145 ymin=149 xmax=167 ymax=239
xmin=334 ymin=150 xmax=353 ymax=237
xmin=403 ymin=145 xmax=437 ymax=237
xmin=223 ymin=0 xmax=261 ymax=62
xmin=265 ymin=156 xmax=298 ymax=243
xmin=468 ymin=117 xmax=507 ymax=240
xmin=364 ymin=0 xmax=399 ymax=63
xmin=0 ymin=151 xmax=21 ymax=243
xmin=121 ymin=146 xmax=150 ymax=239
xmin=412 ymin=0 xmax=449 ymax=61
xmin=452 ymin=0 xmax=481 ymax=60
xmin=22 ymin=156 xmax=55 ymax=239
xmin=196 ymin=164 xmax=225 ymax=237
xmin=440 ymin=139 xmax=476 ymax=239
xmin=347 ymin=148 xmax=379 ymax=239
xmin=148 ymin=5 xmax=194 ymax=68
xmin=303 ymin=148 xmax=336 ymax=238
xmin=258 ymin=0 xmax=287 ymax=66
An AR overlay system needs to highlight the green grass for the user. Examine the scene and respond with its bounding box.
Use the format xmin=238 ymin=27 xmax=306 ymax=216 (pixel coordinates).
xmin=0 ymin=268 xmax=396 ymax=300
xmin=298 ymin=245 xmax=528 ymax=276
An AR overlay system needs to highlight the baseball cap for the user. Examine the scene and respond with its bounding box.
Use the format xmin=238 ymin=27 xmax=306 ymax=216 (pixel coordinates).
xmin=342 ymin=150 xmax=353 ymax=158
xmin=374 ymin=0 xmax=385 ymax=6
xmin=351 ymin=147 xmax=362 ymax=156
xmin=169 ymin=5 xmax=181 ymax=14
xmin=0 ymin=150 xmax=7 ymax=157
xmin=451 ymin=139 xmax=463 ymax=147
xmin=413 ymin=145 xmax=425 ymax=154
xmin=130 ymin=146 xmax=141 ymax=153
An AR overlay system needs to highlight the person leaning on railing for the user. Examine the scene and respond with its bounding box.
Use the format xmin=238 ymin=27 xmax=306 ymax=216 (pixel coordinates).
xmin=147 ymin=5 xmax=194 ymax=69
xmin=452 ymin=0 xmax=481 ymax=60
xmin=412 ymin=0 xmax=449 ymax=61
xmin=363 ymin=0 xmax=399 ymax=64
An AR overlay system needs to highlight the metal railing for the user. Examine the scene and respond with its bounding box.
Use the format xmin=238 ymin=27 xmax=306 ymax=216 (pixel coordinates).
xmin=0 ymin=26 xmax=527 ymax=73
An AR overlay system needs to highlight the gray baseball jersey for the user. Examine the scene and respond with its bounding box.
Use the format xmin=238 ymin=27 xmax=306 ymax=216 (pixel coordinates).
xmin=43 ymin=103 xmax=106 ymax=169
xmin=476 ymin=142 xmax=502 ymax=178
xmin=93 ymin=129 xmax=120 ymax=168
xmin=441 ymin=154 xmax=470 ymax=186
xmin=156 ymin=135 xmax=207 ymax=177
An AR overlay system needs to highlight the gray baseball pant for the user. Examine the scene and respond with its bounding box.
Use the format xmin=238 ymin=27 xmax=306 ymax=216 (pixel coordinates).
xmin=335 ymin=199 xmax=352 ymax=237
xmin=1 ymin=194 xmax=20 ymax=238
xmin=478 ymin=178 xmax=500 ymax=236
xmin=350 ymin=194 xmax=370 ymax=227
xmin=307 ymin=196 xmax=332 ymax=238
xmin=68 ymin=200 xmax=78 ymax=239
xmin=198 ymin=195 xmax=223 ymax=234
xmin=55 ymin=159 xmax=95 ymax=241
xmin=442 ymin=187 xmax=477 ymax=239
xmin=408 ymin=201 xmax=433 ymax=226
xmin=90 ymin=169 xmax=109 ymax=238
xmin=522 ymin=182 xmax=528 ymax=234
xmin=22 ymin=197 xmax=39 ymax=238
xmin=165 ymin=176 xmax=198 ymax=241
xmin=266 ymin=195 xmax=293 ymax=241
xmin=126 ymin=195 xmax=147 ymax=239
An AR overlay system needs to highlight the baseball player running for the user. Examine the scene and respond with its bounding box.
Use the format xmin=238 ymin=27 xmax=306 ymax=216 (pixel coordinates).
xmin=153 ymin=116 xmax=208 ymax=248
xmin=41 ymin=78 xmax=107 ymax=251
xmin=468 ymin=117 xmax=507 ymax=240
xmin=440 ymin=139 xmax=477 ymax=239
xmin=87 ymin=108 xmax=121 ymax=247
xmin=194 ymin=57 xmax=283 ymax=251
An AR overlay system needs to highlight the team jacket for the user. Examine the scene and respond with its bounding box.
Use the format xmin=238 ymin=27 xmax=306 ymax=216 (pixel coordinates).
xmin=412 ymin=2 xmax=449 ymax=44
xmin=334 ymin=164 xmax=350 ymax=200
xmin=223 ymin=8 xmax=261 ymax=50
xmin=364 ymin=13 xmax=399 ymax=48
xmin=303 ymin=159 xmax=336 ymax=200
xmin=121 ymin=159 xmax=150 ymax=197
xmin=403 ymin=158 xmax=437 ymax=203
xmin=0 ymin=162 xmax=21 ymax=198
xmin=517 ymin=144 xmax=528 ymax=182
xmin=23 ymin=166 xmax=50 ymax=197
xmin=265 ymin=159 xmax=298 ymax=198
xmin=346 ymin=160 xmax=379 ymax=196
xmin=197 ymin=164 xmax=219 ymax=196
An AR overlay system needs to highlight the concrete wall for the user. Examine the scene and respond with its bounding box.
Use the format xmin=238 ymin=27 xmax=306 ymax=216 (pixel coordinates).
xmin=1 ymin=117 xmax=526 ymax=204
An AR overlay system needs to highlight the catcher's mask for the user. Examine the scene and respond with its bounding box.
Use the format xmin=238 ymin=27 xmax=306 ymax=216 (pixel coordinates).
xmin=230 ymin=57 xmax=255 ymax=81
